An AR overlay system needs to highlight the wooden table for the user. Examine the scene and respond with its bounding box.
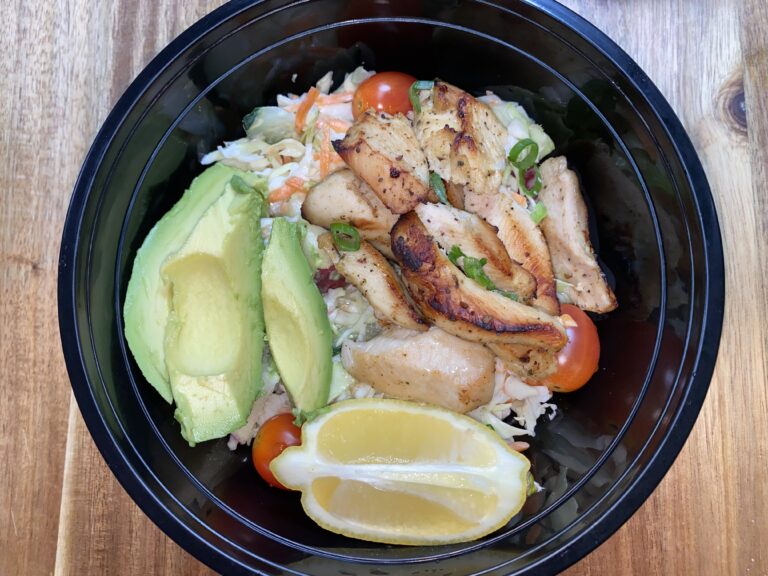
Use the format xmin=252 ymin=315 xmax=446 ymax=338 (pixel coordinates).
xmin=1 ymin=1 xmax=766 ymax=574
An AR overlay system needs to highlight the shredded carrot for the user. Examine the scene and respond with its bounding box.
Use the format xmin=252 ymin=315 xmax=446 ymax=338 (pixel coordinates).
xmin=285 ymin=176 xmax=306 ymax=190
xmin=319 ymin=127 xmax=332 ymax=179
xmin=317 ymin=92 xmax=353 ymax=105
xmin=328 ymin=157 xmax=346 ymax=172
xmin=267 ymin=185 xmax=295 ymax=203
xmin=512 ymin=192 xmax=527 ymax=207
xmin=295 ymin=87 xmax=320 ymax=133
xmin=321 ymin=116 xmax=352 ymax=132
xmin=267 ymin=176 xmax=306 ymax=202
xmin=508 ymin=440 xmax=530 ymax=452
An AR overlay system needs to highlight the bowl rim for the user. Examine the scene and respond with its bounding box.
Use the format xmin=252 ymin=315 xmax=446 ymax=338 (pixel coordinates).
xmin=58 ymin=0 xmax=725 ymax=574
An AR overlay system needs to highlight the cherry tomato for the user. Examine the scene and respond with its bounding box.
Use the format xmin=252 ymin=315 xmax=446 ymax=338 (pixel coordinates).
xmin=352 ymin=71 xmax=417 ymax=119
xmin=252 ymin=413 xmax=301 ymax=489
xmin=545 ymin=304 xmax=601 ymax=393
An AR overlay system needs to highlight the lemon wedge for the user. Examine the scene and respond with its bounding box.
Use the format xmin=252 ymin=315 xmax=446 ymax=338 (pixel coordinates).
xmin=270 ymin=398 xmax=531 ymax=545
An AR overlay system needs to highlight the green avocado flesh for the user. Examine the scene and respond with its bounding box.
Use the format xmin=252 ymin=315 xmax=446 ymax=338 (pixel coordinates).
xmin=123 ymin=164 xmax=266 ymax=444
xmin=262 ymin=219 xmax=333 ymax=413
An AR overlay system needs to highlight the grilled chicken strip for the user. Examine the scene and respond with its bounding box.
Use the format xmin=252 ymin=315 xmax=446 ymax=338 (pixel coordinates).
xmin=333 ymin=110 xmax=431 ymax=214
xmin=445 ymin=181 xmax=466 ymax=209
xmin=414 ymin=80 xmax=507 ymax=197
xmin=391 ymin=212 xmax=567 ymax=349
xmin=465 ymin=190 xmax=560 ymax=316
xmin=538 ymin=157 xmax=618 ymax=313
xmin=487 ymin=343 xmax=558 ymax=380
xmin=302 ymin=169 xmax=398 ymax=258
xmin=341 ymin=327 xmax=495 ymax=413
xmin=413 ymin=202 xmax=536 ymax=302
xmin=319 ymin=234 xmax=426 ymax=331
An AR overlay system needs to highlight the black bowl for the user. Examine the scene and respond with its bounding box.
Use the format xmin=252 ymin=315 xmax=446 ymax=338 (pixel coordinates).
xmin=58 ymin=1 xmax=724 ymax=574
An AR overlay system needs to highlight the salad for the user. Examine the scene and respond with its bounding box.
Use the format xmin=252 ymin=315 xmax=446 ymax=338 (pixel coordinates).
xmin=123 ymin=68 xmax=617 ymax=545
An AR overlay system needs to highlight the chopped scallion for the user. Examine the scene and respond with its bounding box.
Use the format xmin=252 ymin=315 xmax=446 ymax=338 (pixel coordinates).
xmin=429 ymin=171 xmax=448 ymax=204
xmin=446 ymin=245 xmax=511 ymax=294
xmin=408 ymin=80 xmax=434 ymax=114
xmin=464 ymin=257 xmax=493 ymax=289
xmin=519 ymin=165 xmax=542 ymax=197
xmin=530 ymin=201 xmax=548 ymax=225
xmin=508 ymin=138 xmax=539 ymax=170
xmin=446 ymin=245 xmax=464 ymax=266
xmin=329 ymin=222 xmax=361 ymax=252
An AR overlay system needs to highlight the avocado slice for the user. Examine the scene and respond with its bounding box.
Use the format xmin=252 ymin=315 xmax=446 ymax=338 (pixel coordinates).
xmin=124 ymin=164 xmax=267 ymax=443
xmin=262 ymin=219 xmax=333 ymax=413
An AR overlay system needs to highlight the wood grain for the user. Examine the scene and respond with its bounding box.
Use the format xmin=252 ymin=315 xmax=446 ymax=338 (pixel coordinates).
xmin=0 ymin=1 xmax=765 ymax=575
xmin=558 ymin=1 xmax=768 ymax=574
xmin=0 ymin=1 xmax=110 ymax=574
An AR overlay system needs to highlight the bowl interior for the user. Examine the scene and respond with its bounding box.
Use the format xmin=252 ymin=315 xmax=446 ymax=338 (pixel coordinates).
xmin=64 ymin=2 xmax=717 ymax=574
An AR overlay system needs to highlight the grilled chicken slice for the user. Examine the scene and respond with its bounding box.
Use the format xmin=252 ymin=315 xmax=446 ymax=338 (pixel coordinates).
xmin=414 ymin=80 xmax=507 ymax=197
xmin=487 ymin=343 xmax=558 ymax=380
xmin=391 ymin=212 xmax=566 ymax=349
xmin=333 ymin=111 xmax=431 ymax=214
xmin=445 ymin=181 xmax=465 ymax=209
xmin=539 ymin=157 xmax=618 ymax=313
xmin=465 ymin=190 xmax=560 ymax=316
xmin=319 ymin=234 xmax=426 ymax=331
xmin=341 ymin=327 xmax=495 ymax=413
xmin=302 ymin=169 xmax=398 ymax=258
xmin=413 ymin=202 xmax=536 ymax=302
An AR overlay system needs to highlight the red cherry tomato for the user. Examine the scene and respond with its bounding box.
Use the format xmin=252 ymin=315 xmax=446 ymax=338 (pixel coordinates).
xmin=251 ymin=413 xmax=301 ymax=489
xmin=545 ymin=304 xmax=601 ymax=393
xmin=352 ymin=71 xmax=417 ymax=119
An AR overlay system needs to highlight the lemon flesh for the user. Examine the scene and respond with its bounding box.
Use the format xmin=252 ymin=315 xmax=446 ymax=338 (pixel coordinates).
xmin=270 ymin=398 xmax=530 ymax=545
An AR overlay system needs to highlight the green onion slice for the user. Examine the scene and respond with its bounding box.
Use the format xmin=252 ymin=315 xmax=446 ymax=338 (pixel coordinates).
xmin=448 ymin=245 xmax=522 ymax=301
xmin=409 ymin=80 xmax=435 ymax=114
xmin=463 ymin=257 xmax=493 ymax=289
xmin=519 ymin=165 xmax=542 ymax=197
xmin=329 ymin=222 xmax=361 ymax=252
xmin=446 ymin=245 xmax=494 ymax=290
xmin=429 ymin=171 xmax=448 ymax=204
xmin=446 ymin=245 xmax=464 ymax=266
xmin=529 ymin=201 xmax=548 ymax=225
xmin=508 ymin=138 xmax=539 ymax=170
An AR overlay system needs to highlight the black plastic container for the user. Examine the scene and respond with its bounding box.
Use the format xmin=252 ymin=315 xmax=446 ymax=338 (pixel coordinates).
xmin=58 ymin=1 xmax=724 ymax=574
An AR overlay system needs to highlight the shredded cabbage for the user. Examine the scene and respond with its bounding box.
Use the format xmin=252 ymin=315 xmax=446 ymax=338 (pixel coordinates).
xmin=469 ymin=360 xmax=557 ymax=439
xmin=243 ymin=106 xmax=298 ymax=142
xmin=315 ymin=71 xmax=334 ymax=94
xmin=300 ymin=223 xmax=333 ymax=271
xmin=328 ymin=357 xmax=356 ymax=402
xmin=336 ymin=66 xmax=375 ymax=94
xmin=201 ymin=138 xmax=272 ymax=171
xmin=323 ymin=285 xmax=381 ymax=348
xmin=479 ymin=94 xmax=555 ymax=161
xmin=334 ymin=381 xmax=383 ymax=402
xmin=226 ymin=352 xmax=290 ymax=449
